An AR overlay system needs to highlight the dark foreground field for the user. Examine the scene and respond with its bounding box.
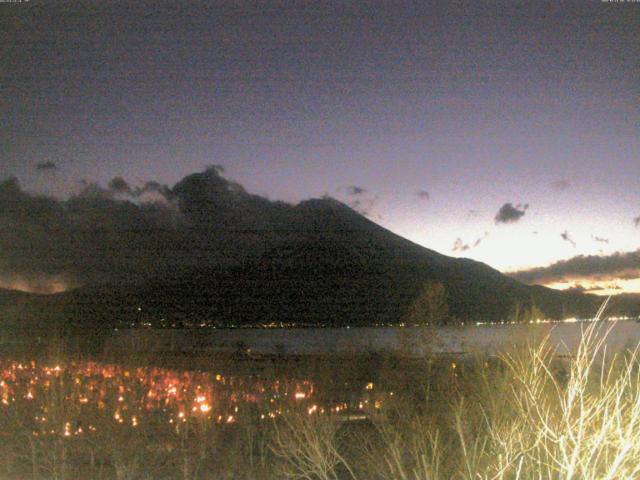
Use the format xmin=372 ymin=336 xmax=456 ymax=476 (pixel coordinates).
xmin=1 ymin=321 xmax=640 ymax=479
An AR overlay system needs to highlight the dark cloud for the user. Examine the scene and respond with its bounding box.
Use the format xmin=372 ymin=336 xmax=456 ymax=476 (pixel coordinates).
xmin=0 ymin=177 xmax=76 ymax=289
xmin=561 ymin=230 xmax=576 ymax=248
xmin=494 ymin=203 xmax=528 ymax=224
xmin=108 ymin=176 xmax=132 ymax=194
xmin=453 ymin=232 xmax=489 ymax=252
xmin=135 ymin=181 xmax=170 ymax=195
xmin=453 ymin=238 xmax=470 ymax=252
xmin=345 ymin=185 xmax=367 ymax=196
xmin=591 ymin=235 xmax=609 ymax=244
xmin=416 ymin=189 xmax=430 ymax=200
xmin=348 ymin=195 xmax=378 ymax=218
xmin=565 ymin=282 xmax=621 ymax=294
xmin=76 ymin=181 xmax=116 ymax=200
xmin=338 ymin=185 xmax=377 ymax=216
xmin=509 ymin=250 xmax=640 ymax=285
xmin=634 ymin=216 xmax=640 ymax=228
xmin=0 ymin=176 xmax=184 ymax=291
xmin=132 ymin=181 xmax=173 ymax=204
xmin=564 ymin=284 xmax=586 ymax=294
xmin=473 ymin=232 xmax=489 ymax=247
xmin=618 ymin=271 xmax=640 ymax=280
xmin=35 ymin=161 xmax=58 ymax=172
xmin=0 ymin=177 xmax=66 ymax=229
xmin=551 ymin=179 xmax=570 ymax=191
xmin=0 ymin=168 xmax=304 ymax=292
xmin=591 ymin=283 xmax=622 ymax=292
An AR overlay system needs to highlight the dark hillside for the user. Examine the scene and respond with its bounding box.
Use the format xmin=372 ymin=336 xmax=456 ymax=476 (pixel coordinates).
xmin=49 ymin=198 xmax=603 ymax=329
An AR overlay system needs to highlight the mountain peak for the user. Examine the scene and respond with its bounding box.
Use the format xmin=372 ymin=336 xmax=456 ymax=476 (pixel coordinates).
xmin=296 ymin=196 xmax=352 ymax=212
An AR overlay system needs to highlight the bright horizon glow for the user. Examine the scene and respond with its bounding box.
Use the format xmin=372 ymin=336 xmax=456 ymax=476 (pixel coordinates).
xmin=544 ymin=278 xmax=640 ymax=296
xmin=0 ymin=275 xmax=71 ymax=295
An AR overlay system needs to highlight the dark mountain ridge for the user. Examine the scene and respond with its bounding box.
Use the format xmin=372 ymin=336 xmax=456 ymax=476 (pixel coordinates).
xmin=2 ymin=168 xmax=636 ymax=337
xmin=49 ymin=198 xmax=612 ymax=330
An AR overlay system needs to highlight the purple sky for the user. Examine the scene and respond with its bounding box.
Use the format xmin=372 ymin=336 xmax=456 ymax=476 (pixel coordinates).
xmin=2 ymin=1 xmax=639 ymax=292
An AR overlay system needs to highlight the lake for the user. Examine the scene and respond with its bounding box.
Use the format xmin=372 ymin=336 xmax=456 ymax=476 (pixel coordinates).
xmin=107 ymin=318 xmax=640 ymax=357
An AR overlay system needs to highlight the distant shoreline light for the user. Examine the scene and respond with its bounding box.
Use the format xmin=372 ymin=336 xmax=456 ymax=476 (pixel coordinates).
xmin=474 ymin=315 xmax=636 ymax=327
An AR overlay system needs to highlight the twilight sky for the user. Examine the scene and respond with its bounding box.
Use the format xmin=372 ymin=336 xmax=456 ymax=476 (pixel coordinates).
xmin=2 ymin=1 xmax=639 ymax=294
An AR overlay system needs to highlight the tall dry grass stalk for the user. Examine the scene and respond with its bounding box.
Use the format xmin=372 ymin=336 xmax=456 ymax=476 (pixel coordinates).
xmin=447 ymin=296 xmax=640 ymax=479
xmin=270 ymin=412 xmax=356 ymax=480
xmin=348 ymin=296 xmax=640 ymax=480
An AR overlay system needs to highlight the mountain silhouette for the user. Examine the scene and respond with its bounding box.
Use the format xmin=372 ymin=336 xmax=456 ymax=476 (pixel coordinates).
xmin=48 ymin=197 xmax=619 ymax=331
xmin=2 ymin=168 xmax=637 ymax=338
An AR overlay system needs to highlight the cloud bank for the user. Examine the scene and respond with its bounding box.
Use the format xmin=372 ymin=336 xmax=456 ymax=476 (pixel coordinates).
xmin=509 ymin=250 xmax=640 ymax=285
xmin=0 ymin=168 xmax=300 ymax=293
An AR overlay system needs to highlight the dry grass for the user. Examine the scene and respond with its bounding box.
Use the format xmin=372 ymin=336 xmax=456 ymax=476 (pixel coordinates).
xmin=2 ymin=299 xmax=640 ymax=479
xmin=356 ymin=296 xmax=640 ymax=480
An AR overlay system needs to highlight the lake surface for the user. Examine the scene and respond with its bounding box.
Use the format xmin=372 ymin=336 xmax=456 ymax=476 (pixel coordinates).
xmin=3 ymin=319 xmax=639 ymax=445
xmin=108 ymin=319 xmax=640 ymax=357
